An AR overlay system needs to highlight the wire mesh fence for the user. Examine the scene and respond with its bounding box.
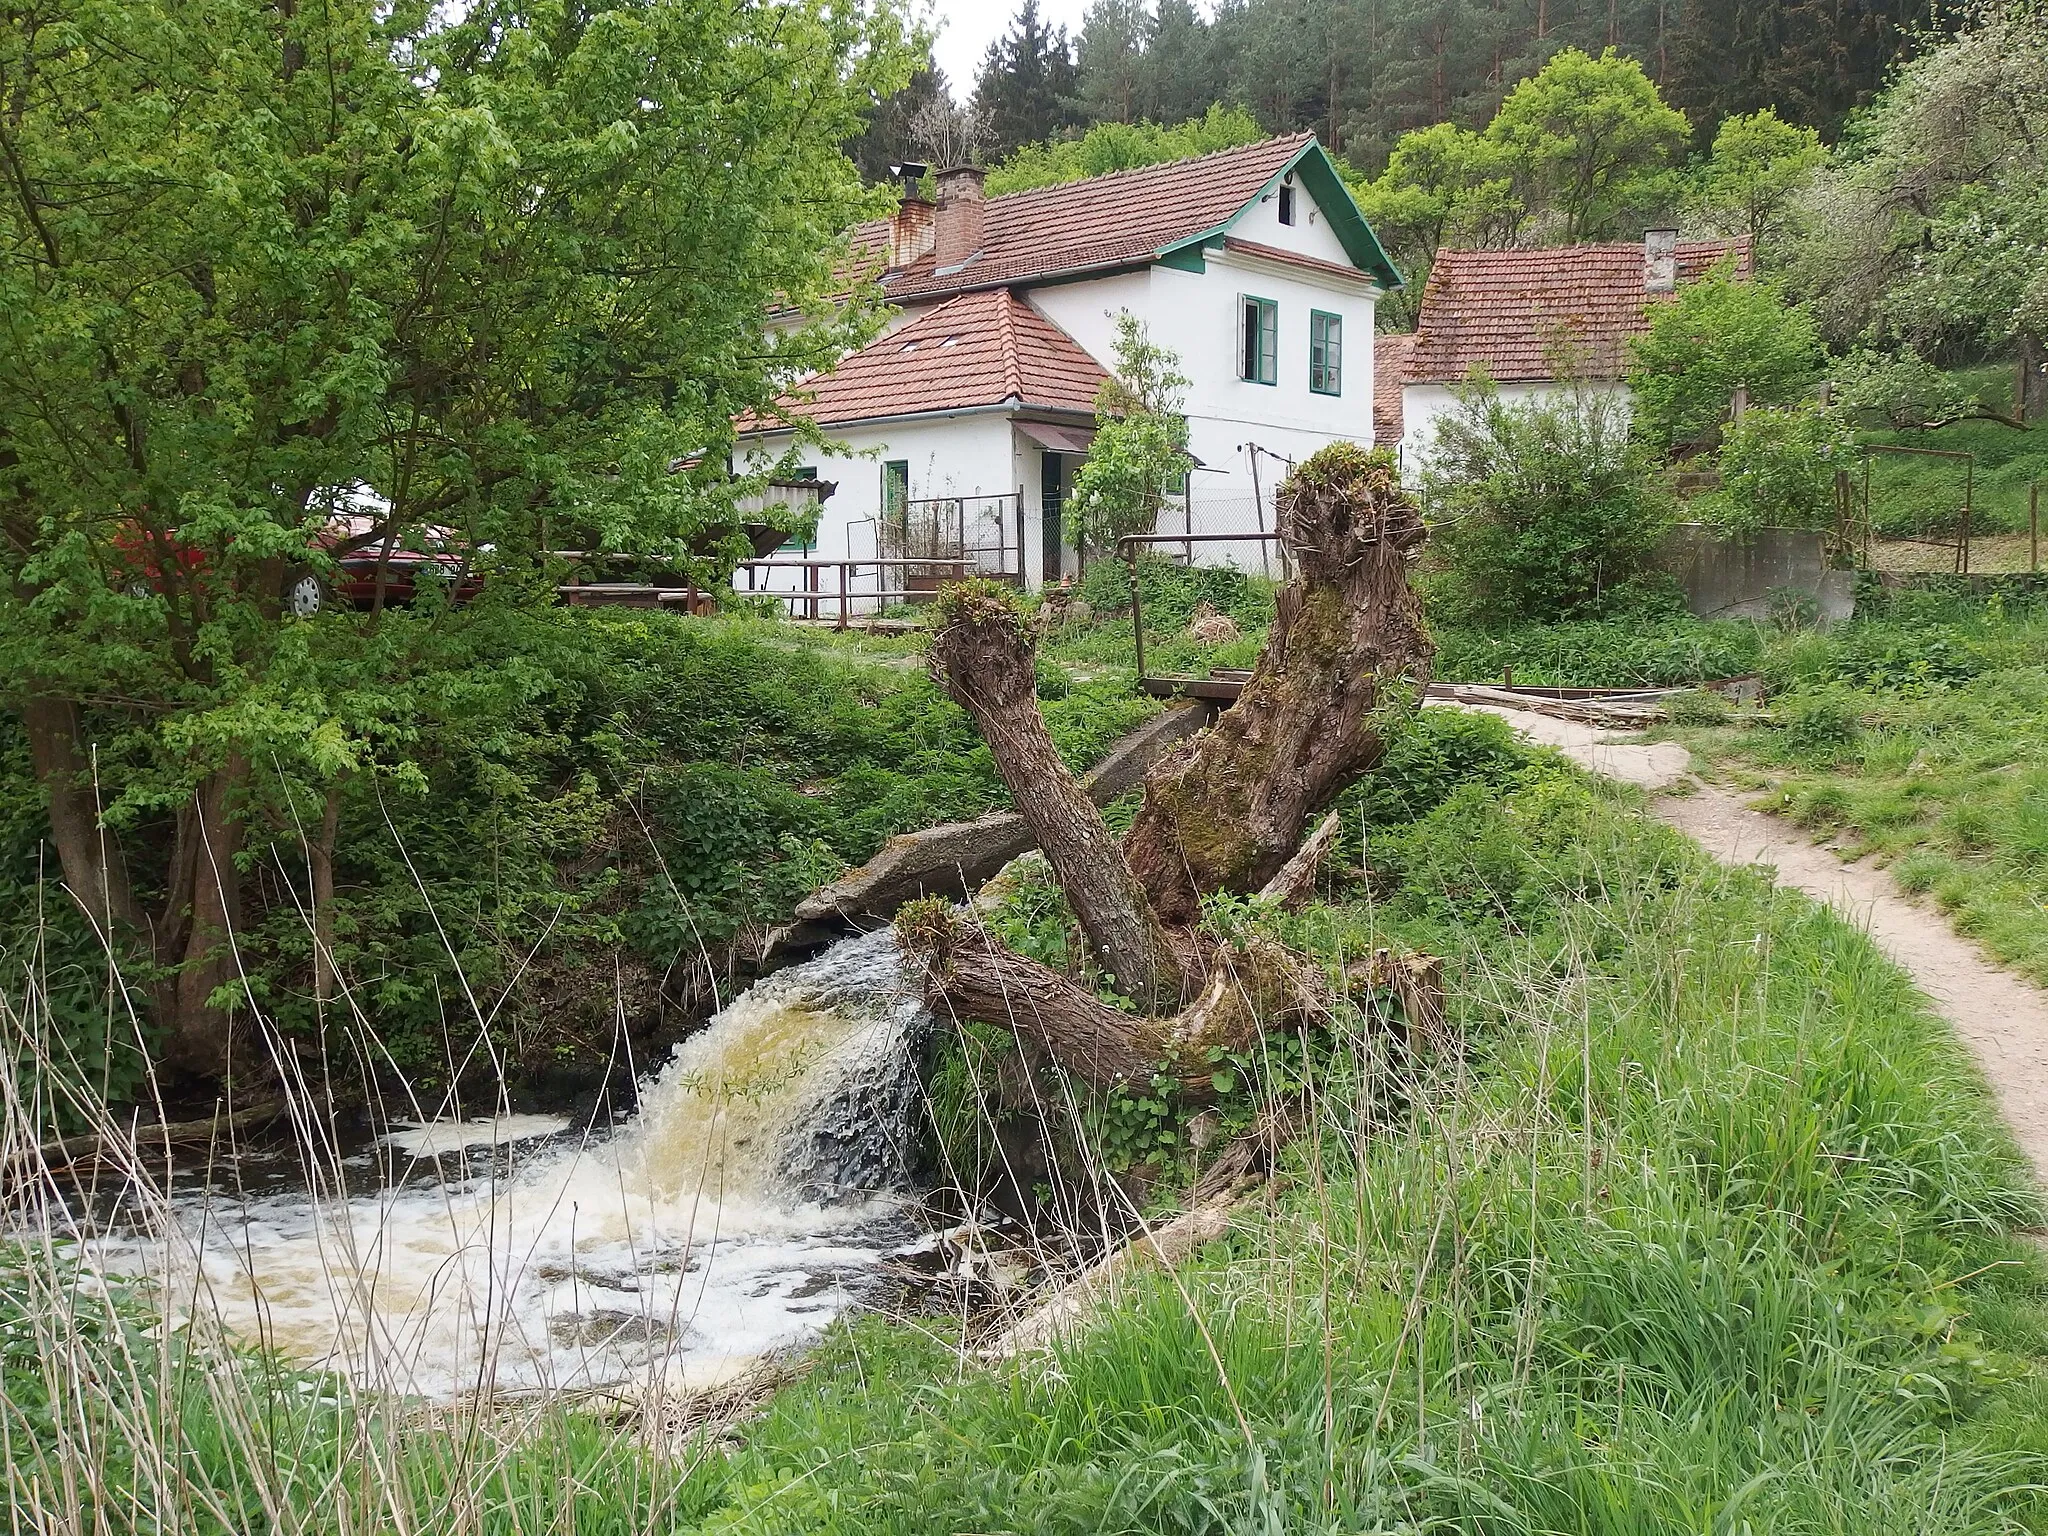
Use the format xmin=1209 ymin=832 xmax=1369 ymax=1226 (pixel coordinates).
xmin=1850 ymin=448 xmax=2044 ymax=575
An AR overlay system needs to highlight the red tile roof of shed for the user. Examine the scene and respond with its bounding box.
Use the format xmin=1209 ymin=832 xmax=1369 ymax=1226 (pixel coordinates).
xmin=847 ymin=134 xmax=1318 ymax=305
xmin=1374 ymin=333 xmax=1414 ymax=445
xmin=737 ymin=289 xmax=1107 ymax=433
xmin=1408 ymin=238 xmax=1754 ymax=384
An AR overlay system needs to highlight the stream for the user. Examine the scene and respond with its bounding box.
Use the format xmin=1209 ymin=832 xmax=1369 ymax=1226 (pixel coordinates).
xmin=95 ymin=928 xmax=932 ymax=1399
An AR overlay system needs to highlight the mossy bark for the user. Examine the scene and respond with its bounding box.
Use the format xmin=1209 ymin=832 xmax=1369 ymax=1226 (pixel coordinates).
xmin=1123 ymin=448 xmax=1432 ymax=925
xmin=926 ymin=582 xmax=1191 ymax=1012
xmin=906 ymin=450 xmax=1433 ymax=1094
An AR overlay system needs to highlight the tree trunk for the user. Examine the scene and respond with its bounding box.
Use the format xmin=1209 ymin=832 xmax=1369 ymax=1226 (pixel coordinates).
xmin=926 ymin=584 xmax=1191 ymax=1011
xmin=902 ymin=446 xmax=1435 ymax=1097
xmin=311 ymin=781 xmax=343 ymax=1009
xmin=1122 ymin=446 xmax=1431 ymax=926
xmin=163 ymin=757 xmax=248 ymax=1082
xmin=19 ymin=696 xmax=140 ymax=941
xmin=2020 ymin=332 xmax=2047 ymax=427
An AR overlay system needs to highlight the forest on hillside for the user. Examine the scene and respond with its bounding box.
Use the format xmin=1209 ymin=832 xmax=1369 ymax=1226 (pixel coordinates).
xmin=850 ymin=0 xmax=1948 ymax=183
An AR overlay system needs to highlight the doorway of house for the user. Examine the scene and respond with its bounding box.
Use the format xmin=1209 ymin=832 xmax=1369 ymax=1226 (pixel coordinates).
xmin=1040 ymin=451 xmax=1067 ymax=586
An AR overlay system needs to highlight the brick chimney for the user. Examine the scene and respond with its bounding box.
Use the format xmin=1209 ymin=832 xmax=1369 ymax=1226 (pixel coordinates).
xmin=1644 ymin=228 xmax=1678 ymax=295
xmin=934 ymin=165 xmax=986 ymax=271
xmin=889 ymin=163 xmax=934 ymax=269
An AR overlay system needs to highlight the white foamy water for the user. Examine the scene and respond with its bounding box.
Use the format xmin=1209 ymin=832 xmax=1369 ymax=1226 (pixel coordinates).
xmin=100 ymin=929 xmax=928 ymax=1399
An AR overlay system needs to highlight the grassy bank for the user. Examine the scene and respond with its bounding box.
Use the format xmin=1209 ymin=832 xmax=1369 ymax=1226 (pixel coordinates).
xmin=14 ymin=728 xmax=2046 ymax=1531
xmin=1669 ymin=588 xmax=2048 ymax=988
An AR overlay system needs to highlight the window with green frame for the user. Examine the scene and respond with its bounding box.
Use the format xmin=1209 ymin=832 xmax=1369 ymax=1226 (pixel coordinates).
xmin=1238 ymin=295 xmax=1277 ymax=385
xmin=882 ymin=459 xmax=909 ymax=530
xmin=1310 ymin=311 xmax=1342 ymax=396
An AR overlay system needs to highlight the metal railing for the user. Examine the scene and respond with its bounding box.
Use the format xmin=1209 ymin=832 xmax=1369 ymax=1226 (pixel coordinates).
xmin=1117 ymin=531 xmax=1285 ymax=692
xmin=733 ymin=556 xmax=983 ymax=627
xmin=860 ymin=493 xmax=1025 ymax=578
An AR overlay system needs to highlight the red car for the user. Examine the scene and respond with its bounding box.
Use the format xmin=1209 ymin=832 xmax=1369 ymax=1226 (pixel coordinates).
xmin=116 ymin=515 xmax=482 ymax=616
xmin=289 ymin=514 xmax=484 ymax=616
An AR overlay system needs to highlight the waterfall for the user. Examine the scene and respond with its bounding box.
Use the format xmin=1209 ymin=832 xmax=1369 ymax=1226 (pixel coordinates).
xmin=109 ymin=928 xmax=931 ymax=1400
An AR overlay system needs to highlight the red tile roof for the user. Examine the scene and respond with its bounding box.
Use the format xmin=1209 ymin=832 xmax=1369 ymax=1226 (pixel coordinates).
xmin=850 ymin=134 xmax=1319 ymax=305
xmin=737 ymin=289 xmax=1108 ymax=433
xmin=1374 ymin=333 xmax=1413 ymax=445
xmin=1408 ymin=238 xmax=1754 ymax=384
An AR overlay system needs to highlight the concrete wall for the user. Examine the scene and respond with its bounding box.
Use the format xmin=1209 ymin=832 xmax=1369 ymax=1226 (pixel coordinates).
xmin=1658 ymin=523 xmax=1855 ymax=625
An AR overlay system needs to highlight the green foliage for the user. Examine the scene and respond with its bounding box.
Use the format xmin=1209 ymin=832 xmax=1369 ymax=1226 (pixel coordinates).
xmin=1681 ymin=596 xmax=2048 ymax=986
xmin=1066 ymin=313 xmax=1192 ymax=556
xmin=1694 ymin=107 xmax=1825 ymax=247
xmin=1832 ymin=345 xmax=1987 ymax=430
xmin=1698 ymin=402 xmax=1858 ymax=536
xmin=1485 ymin=47 xmax=1691 ymax=243
xmin=1789 ymin=5 xmax=2046 ymax=359
xmin=983 ymin=105 xmax=1264 ymax=195
xmin=0 ymin=0 xmax=918 ymax=1069
xmin=1433 ymin=614 xmax=1765 ymax=685
xmin=1627 ymin=270 xmax=1826 ymax=452
xmin=1422 ymin=378 xmax=1677 ymax=625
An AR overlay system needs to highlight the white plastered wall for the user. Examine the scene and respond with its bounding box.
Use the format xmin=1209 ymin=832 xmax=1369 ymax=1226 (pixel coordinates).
xmin=1399 ymin=379 xmax=1633 ymax=482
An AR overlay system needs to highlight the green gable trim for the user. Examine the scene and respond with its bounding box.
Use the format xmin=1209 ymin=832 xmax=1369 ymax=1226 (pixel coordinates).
xmin=1157 ymin=245 xmax=1207 ymax=274
xmin=1154 ymin=140 xmax=1403 ymax=290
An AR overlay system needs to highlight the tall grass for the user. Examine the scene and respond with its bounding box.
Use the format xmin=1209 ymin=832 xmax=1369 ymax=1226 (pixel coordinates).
xmin=673 ymin=772 xmax=2048 ymax=1532
xmin=4 ymin=758 xmax=2046 ymax=1532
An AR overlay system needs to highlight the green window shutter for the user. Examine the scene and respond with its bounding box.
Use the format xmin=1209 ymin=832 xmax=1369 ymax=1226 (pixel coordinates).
xmin=1310 ymin=311 xmax=1342 ymax=396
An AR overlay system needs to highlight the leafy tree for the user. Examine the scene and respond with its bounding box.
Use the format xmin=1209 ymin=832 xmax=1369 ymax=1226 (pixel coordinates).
xmin=1698 ymin=404 xmax=1857 ymax=538
xmin=1694 ymin=109 xmax=1824 ymax=249
xmin=1485 ymin=47 xmax=1690 ymax=241
xmin=1788 ymin=2 xmax=2047 ymax=419
xmin=1421 ymin=378 xmax=1675 ymax=624
xmin=1665 ymin=0 xmax=1954 ymax=146
xmin=1067 ymin=314 xmax=1192 ymax=554
xmin=1355 ymin=121 xmax=1521 ymax=320
xmin=985 ymin=106 xmax=1266 ymax=195
xmin=1827 ymin=344 xmax=2032 ymax=432
xmin=1626 ymin=270 xmax=1824 ymax=452
xmin=1144 ymin=0 xmax=1224 ymax=124
xmin=0 ymin=0 xmax=912 ymax=1079
xmin=973 ymin=1 xmax=1083 ymax=157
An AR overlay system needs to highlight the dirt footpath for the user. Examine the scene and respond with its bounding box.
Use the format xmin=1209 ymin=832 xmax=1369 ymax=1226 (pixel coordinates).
xmin=1439 ymin=700 xmax=2048 ymax=1185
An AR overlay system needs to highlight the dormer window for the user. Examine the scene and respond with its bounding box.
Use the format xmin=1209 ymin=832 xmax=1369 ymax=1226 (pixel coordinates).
xmin=1278 ymin=182 xmax=1296 ymax=226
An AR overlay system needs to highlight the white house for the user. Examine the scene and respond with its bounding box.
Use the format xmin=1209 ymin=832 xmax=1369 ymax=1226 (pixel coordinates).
xmin=1382 ymin=231 xmax=1754 ymax=472
xmin=733 ymin=134 xmax=1403 ymax=611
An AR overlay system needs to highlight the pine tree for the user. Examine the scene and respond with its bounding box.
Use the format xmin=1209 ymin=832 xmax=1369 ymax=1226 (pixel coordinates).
xmin=1144 ymin=0 xmax=1223 ymax=124
xmin=847 ymin=60 xmax=954 ymax=182
xmin=1078 ymin=0 xmax=1151 ymax=124
xmin=974 ymin=1 xmax=1083 ymax=156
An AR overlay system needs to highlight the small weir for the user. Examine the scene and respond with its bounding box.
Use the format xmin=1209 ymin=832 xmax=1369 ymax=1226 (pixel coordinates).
xmin=100 ymin=929 xmax=931 ymax=1399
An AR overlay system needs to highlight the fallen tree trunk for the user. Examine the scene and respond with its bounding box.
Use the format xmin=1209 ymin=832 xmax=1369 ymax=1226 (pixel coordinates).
xmin=927 ymin=581 xmax=1192 ymax=1011
xmin=902 ymin=445 xmax=1435 ymax=1098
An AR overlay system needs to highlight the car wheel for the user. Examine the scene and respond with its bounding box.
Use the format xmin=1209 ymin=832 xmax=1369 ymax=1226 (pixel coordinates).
xmin=286 ymin=571 xmax=325 ymax=617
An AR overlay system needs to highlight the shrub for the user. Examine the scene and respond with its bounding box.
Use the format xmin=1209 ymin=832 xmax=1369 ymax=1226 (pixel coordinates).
xmin=1433 ymin=616 xmax=1764 ymax=686
xmin=1698 ymin=402 xmax=1857 ymax=537
xmin=1421 ymin=379 xmax=1677 ymax=624
xmin=1626 ymin=269 xmax=1824 ymax=452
